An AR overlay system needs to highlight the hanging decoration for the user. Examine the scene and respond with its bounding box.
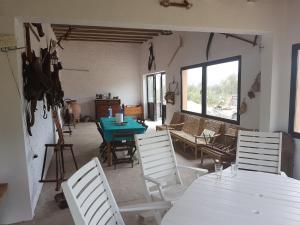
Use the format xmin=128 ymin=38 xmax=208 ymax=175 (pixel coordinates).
xmin=165 ymin=78 xmax=179 ymax=105
xmin=148 ymin=42 xmax=156 ymax=71
xmin=240 ymin=98 xmax=248 ymax=115
xmin=206 ymin=33 xmax=214 ymax=60
xmin=168 ymin=35 xmax=183 ymax=67
xmin=160 ymin=0 xmax=193 ymax=9
xmin=205 ymin=33 xmax=258 ymax=60
xmin=248 ymin=72 xmax=261 ymax=99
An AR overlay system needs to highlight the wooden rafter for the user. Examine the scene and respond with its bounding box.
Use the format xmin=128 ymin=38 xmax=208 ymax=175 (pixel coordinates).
xmin=57 ymin=34 xmax=153 ymax=40
xmin=64 ymin=39 xmax=143 ymax=44
xmin=63 ymin=37 xmax=148 ymax=42
xmin=51 ymin=24 xmax=171 ymax=44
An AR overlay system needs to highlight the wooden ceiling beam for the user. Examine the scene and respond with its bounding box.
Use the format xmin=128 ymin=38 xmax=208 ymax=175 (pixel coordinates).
xmin=53 ymin=28 xmax=160 ymax=36
xmin=52 ymin=24 xmax=162 ymax=33
xmin=54 ymin=30 xmax=158 ymax=38
xmin=57 ymin=34 xmax=151 ymax=41
xmin=63 ymin=38 xmax=143 ymax=44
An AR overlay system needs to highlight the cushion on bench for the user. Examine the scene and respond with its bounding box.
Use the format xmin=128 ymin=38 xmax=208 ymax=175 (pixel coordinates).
xmin=170 ymin=130 xmax=207 ymax=145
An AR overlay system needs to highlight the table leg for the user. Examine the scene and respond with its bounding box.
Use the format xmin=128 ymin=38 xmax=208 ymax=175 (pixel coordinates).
xmin=107 ymin=142 xmax=112 ymax=167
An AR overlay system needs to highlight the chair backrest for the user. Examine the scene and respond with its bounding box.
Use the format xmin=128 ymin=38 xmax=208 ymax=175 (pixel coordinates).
xmin=61 ymin=158 xmax=125 ymax=225
xmin=112 ymin=131 xmax=135 ymax=146
xmin=170 ymin=112 xmax=185 ymax=124
xmin=202 ymin=119 xmax=223 ymax=134
xmin=135 ymin=131 xmax=182 ymax=192
xmin=182 ymin=116 xmax=203 ymax=136
xmin=95 ymin=122 xmax=106 ymax=143
xmin=236 ymin=131 xmax=282 ymax=174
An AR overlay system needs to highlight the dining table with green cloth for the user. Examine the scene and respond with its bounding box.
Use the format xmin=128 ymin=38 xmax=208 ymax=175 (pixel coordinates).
xmin=99 ymin=116 xmax=146 ymax=166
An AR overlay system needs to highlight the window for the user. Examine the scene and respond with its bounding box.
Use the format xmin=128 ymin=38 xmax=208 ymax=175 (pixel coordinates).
xmin=182 ymin=67 xmax=202 ymax=114
xmin=181 ymin=56 xmax=241 ymax=124
xmin=289 ymin=43 xmax=300 ymax=137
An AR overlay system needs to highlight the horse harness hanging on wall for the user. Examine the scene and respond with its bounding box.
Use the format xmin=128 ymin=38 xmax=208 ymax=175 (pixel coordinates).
xmin=22 ymin=23 xmax=64 ymax=136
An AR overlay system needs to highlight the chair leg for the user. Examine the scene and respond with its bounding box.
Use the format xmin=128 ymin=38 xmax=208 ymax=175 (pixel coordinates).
xmin=68 ymin=125 xmax=72 ymax=136
xmin=55 ymin=148 xmax=59 ymax=191
xmin=40 ymin=146 xmax=48 ymax=181
xmin=194 ymin=146 xmax=197 ymax=159
xmin=60 ymin=145 xmax=65 ymax=173
xmin=201 ymin=148 xmax=204 ymax=164
xmin=70 ymin=145 xmax=78 ymax=170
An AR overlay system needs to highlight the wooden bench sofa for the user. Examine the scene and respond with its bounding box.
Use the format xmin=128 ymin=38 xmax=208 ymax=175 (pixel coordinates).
xmin=169 ymin=114 xmax=224 ymax=159
xmin=161 ymin=112 xmax=244 ymax=164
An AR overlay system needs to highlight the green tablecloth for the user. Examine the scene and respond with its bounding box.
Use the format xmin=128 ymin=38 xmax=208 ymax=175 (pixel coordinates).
xmin=99 ymin=117 xmax=146 ymax=142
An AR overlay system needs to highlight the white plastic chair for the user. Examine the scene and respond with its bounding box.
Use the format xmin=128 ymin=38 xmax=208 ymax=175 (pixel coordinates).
xmin=236 ymin=130 xmax=285 ymax=175
xmin=61 ymin=158 xmax=171 ymax=225
xmin=135 ymin=130 xmax=208 ymax=203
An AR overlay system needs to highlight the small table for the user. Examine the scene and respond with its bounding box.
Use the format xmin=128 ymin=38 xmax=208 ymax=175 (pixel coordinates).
xmin=162 ymin=170 xmax=300 ymax=225
xmin=0 ymin=183 xmax=8 ymax=200
xmin=99 ymin=117 xmax=146 ymax=166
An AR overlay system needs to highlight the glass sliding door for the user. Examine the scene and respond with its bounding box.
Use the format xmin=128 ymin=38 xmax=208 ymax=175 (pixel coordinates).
xmin=147 ymin=75 xmax=155 ymax=121
xmin=162 ymin=73 xmax=167 ymax=124
xmin=146 ymin=72 xmax=166 ymax=121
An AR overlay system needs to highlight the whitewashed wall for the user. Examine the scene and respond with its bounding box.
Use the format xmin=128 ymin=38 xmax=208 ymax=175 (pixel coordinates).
xmin=139 ymin=32 xmax=261 ymax=129
xmin=22 ymin=24 xmax=57 ymax=212
xmin=273 ymin=0 xmax=300 ymax=179
xmin=0 ymin=18 xmax=33 ymax=224
xmin=0 ymin=22 xmax=57 ymax=224
xmin=0 ymin=0 xmax=299 ymax=224
xmin=60 ymin=41 xmax=141 ymax=119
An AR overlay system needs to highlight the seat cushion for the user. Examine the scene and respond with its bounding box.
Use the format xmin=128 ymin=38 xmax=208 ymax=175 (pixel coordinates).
xmin=170 ymin=130 xmax=206 ymax=145
xmin=156 ymin=124 xmax=167 ymax=131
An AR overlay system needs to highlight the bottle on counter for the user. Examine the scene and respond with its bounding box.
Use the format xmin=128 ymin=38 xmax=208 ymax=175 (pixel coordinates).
xmin=108 ymin=106 xmax=112 ymax=118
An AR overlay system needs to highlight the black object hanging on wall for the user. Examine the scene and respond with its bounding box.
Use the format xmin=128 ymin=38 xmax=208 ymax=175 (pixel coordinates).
xmin=148 ymin=42 xmax=156 ymax=71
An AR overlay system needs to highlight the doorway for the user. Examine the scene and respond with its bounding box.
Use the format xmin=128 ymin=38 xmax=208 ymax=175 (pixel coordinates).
xmin=146 ymin=72 xmax=166 ymax=122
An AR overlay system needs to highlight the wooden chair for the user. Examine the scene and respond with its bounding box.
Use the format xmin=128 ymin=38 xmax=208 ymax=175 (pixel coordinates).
xmin=135 ymin=130 xmax=208 ymax=203
xmin=136 ymin=118 xmax=149 ymax=130
xmin=62 ymin=158 xmax=171 ymax=225
xmin=200 ymin=126 xmax=238 ymax=164
xmin=95 ymin=121 xmax=107 ymax=162
xmin=111 ymin=132 xmax=136 ymax=169
xmin=236 ymin=130 xmax=284 ymax=175
xmin=156 ymin=112 xmax=185 ymax=131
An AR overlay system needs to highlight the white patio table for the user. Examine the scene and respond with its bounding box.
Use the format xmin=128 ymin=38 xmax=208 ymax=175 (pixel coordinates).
xmin=161 ymin=170 xmax=300 ymax=225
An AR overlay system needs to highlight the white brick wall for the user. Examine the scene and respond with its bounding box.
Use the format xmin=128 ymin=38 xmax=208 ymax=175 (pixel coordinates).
xmin=60 ymin=41 xmax=142 ymax=119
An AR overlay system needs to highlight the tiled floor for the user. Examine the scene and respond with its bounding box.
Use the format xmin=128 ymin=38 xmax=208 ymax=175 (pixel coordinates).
xmin=14 ymin=122 xmax=213 ymax=225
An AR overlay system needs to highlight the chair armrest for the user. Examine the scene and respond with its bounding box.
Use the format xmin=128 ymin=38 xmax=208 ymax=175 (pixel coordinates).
xmin=194 ymin=133 xmax=221 ymax=139
xmin=177 ymin=164 xmax=208 ymax=175
xmin=280 ymin=171 xmax=288 ymax=177
xmin=224 ymin=133 xmax=237 ymax=138
xmin=119 ymin=201 xmax=171 ymax=212
xmin=144 ymin=175 xmax=167 ymax=187
xmin=194 ymin=133 xmax=221 ymax=145
xmin=166 ymin=123 xmax=184 ymax=130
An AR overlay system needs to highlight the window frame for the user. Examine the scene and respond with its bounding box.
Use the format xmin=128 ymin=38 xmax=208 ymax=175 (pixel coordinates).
xmin=181 ymin=55 xmax=241 ymax=125
xmin=288 ymin=43 xmax=300 ymax=138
